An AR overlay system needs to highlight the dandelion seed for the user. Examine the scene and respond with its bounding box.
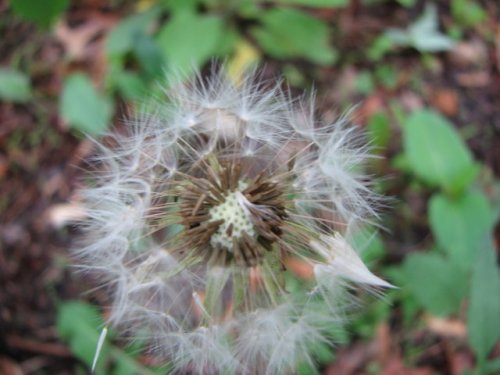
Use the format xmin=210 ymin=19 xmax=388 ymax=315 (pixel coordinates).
xmin=92 ymin=326 xmax=108 ymax=373
xmin=75 ymin=66 xmax=390 ymax=374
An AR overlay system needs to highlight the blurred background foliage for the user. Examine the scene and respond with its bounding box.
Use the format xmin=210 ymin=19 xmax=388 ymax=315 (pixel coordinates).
xmin=0 ymin=0 xmax=498 ymax=374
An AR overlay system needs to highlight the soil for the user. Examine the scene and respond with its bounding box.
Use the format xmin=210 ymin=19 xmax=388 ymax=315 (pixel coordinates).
xmin=1 ymin=0 xmax=498 ymax=374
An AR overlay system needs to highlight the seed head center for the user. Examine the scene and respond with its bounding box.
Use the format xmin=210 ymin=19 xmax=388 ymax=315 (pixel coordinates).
xmin=208 ymin=189 xmax=255 ymax=251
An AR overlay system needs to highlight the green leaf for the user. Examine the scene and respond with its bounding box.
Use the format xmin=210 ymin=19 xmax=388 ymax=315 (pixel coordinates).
xmin=354 ymin=71 xmax=374 ymax=95
xmin=58 ymin=302 xmax=161 ymax=375
xmin=115 ymin=71 xmax=149 ymax=100
xmin=485 ymin=358 xmax=500 ymax=373
xmin=57 ymin=301 xmax=108 ymax=374
xmin=132 ymin=34 xmax=164 ymax=78
xmin=368 ymin=112 xmax=391 ymax=149
xmin=251 ymin=8 xmax=337 ymax=65
xmin=429 ymin=191 xmax=494 ymax=270
xmin=60 ymin=74 xmax=113 ymax=135
xmin=375 ymin=64 xmax=397 ymax=89
xmin=0 ymin=68 xmax=32 ymax=102
xmin=403 ymin=252 xmax=468 ymax=316
xmin=403 ymin=109 xmax=477 ymax=193
xmin=162 ymin=0 xmax=200 ymax=12
xmin=10 ymin=0 xmax=69 ymax=28
xmin=106 ymin=8 xmax=161 ymax=56
xmin=467 ymin=239 xmax=500 ymax=362
xmin=296 ymin=361 xmax=320 ymax=375
xmin=156 ymin=11 xmax=224 ymax=73
xmin=368 ymin=34 xmax=394 ymax=61
xmin=451 ymin=0 xmax=486 ymax=27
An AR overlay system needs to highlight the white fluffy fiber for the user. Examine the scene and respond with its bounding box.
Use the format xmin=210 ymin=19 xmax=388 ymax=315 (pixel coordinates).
xmin=75 ymin=66 xmax=388 ymax=374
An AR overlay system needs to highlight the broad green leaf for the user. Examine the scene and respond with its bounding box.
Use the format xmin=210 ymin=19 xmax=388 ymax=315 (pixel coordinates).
xmin=485 ymin=359 xmax=500 ymax=373
xmin=429 ymin=191 xmax=493 ymax=269
xmin=297 ymin=360 xmax=320 ymax=375
xmin=368 ymin=112 xmax=391 ymax=149
xmin=163 ymin=0 xmax=200 ymax=12
xmin=403 ymin=109 xmax=477 ymax=193
xmin=10 ymin=0 xmax=69 ymax=28
xmin=60 ymin=74 xmax=113 ymax=135
xmin=132 ymin=34 xmax=164 ymax=78
xmin=115 ymin=71 xmax=149 ymax=100
xmin=368 ymin=34 xmax=394 ymax=61
xmin=403 ymin=252 xmax=468 ymax=316
xmin=0 ymin=68 xmax=32 ymax=102
xmin=354 ymin=71 xmax=374 ymax=95
xmin=156 ymin=11 xmax=224 ymax=73
xmin=106 ymin=8 xmax=161 ymax=56
xmin=251 ymin=8 xmax=337 ymax=65
xmin=57 ymin=301 xmax=108 ymax=374
xmin=467 ymin=239 xmax=500 ymax=362
xmin=215 ymin=27 xmax=240 ymax=57
xmin=451 ymin=0 xmax=486 ymax=27
xmin=384 ymin=266 xmax=420 ymax=325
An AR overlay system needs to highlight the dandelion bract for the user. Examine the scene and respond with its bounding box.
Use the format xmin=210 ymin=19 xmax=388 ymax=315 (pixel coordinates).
xmin=76 ymin=67 xmax=391 ymax=374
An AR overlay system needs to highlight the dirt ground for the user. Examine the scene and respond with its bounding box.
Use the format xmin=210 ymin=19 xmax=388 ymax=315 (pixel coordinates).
xmin=0 ymin=0 xmax=499 ymax=374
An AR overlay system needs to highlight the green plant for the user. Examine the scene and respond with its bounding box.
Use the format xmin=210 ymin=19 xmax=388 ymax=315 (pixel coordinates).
xmin=57 ymin=301 xmax=163 ymax=375
xmin=0 ymin=68 xmax=32 ymax=103
xmin=398 ymin=109 xmax=499 ymax=373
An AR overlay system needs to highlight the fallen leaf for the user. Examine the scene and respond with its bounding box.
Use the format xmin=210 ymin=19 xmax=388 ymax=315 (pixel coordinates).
xmin=444 ymin=347 xmax=474 ymax=375
xmin=375 ymin=323 xmax=392 ymax=364
xmin=425 ymin=314 xmax=467 ymax=338
xmin=54 ymin=18 xmax=110 ymax=61
xmin=325 ymin=342 xmax=375 ymax=375
xmin=431 ymin=89 xmax=459 ymax=117
xmin=355 ymin=95 xmax=385 ymax=123
xmin=399 ymin=91 xmax=424 ymax=112
xmin=449 ymin=40 xmax=488 ymax=67
xmin=456 ymin=72 xmax=490 ymax=87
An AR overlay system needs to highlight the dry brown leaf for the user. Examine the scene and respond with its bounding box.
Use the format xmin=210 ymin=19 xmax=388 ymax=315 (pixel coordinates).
xmin=431 ymin=89 xmax=459 ymax=117
xmin=375 ymin=322 xmax=392 ymax=364
xmin=355 ymin=95 xmax=385 ymax=123
xmin=325 ymin=342 xmax=374 ymax=375
xmin=424 ymin=315 xmax=467 ymax=338
xmin=54 ymin=19 xmax=109 ymax=61
xmin=445 ymin=347 xmax=474 ymax=375
xmin=456 ymin=72 xmax=490 ymax=87
xmin=399 ymin=91 xmax=424 ymax=112
xmin=450 ymin=40 xmax=488 ymax=67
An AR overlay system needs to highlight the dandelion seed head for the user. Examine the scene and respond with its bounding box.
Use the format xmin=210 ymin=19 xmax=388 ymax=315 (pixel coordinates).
xmin=75 ymin=66 xmax=390 ymax=374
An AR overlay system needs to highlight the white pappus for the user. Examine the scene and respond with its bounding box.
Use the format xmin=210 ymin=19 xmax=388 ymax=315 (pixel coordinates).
xmin=75 ymin=66 xmax=392 ymax=375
